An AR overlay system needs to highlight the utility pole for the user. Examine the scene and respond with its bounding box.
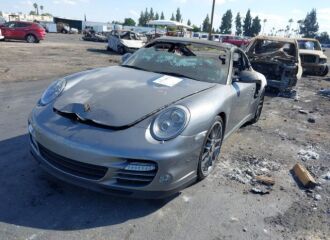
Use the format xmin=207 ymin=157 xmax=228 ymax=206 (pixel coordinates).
xmin=208 ymin=0 xmax=215 ymax=40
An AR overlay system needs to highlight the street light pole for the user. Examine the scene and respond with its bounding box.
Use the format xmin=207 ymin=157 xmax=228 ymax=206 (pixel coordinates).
xmin=208 ymin=0 xmax=215 ymax=40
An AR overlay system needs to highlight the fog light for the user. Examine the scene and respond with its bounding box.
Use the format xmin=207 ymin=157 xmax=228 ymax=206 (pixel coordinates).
xmin=159 ymin=174 xmax=172 ymax=184
xmin=124 ymin=162 xmax=156 ymax=171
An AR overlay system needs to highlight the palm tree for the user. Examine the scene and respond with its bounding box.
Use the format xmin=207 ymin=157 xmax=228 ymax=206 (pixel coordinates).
xmin=40 ymin=5 xmax=44 ymax=14
xmin=262 ymin=19 xmax=267 ymax=35
xmin=33 ymin=3 xmax=39 ymax=15
xmin=288 ymin=18 xmax=294 ymax=36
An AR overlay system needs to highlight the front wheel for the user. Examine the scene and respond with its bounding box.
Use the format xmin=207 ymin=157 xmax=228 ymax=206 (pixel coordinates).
xmin=197 ymin=116 xmax=224 ymax=180
xmin=320 ymin=65 xmax=329 ymax=76
xmin=26 ymin=34 xmax=37 ymax=43
xmin=250 ymin=90 xmax=265 ymax=124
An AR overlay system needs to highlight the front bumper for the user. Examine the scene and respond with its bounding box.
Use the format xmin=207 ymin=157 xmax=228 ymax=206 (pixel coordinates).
xmin=28 ymin=107 xmax=204 ymax=198
xmin=302 ymin=63 xmax=328 ymax=75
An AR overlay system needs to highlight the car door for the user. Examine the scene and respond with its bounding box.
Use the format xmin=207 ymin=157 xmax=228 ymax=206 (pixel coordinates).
xmin=228 ymin=49 xmax=256 ymax=130
xmin=1 ymin=22 xmax=16 ymax=39
xmin=13 ymin=22 xmax=30 ymax=40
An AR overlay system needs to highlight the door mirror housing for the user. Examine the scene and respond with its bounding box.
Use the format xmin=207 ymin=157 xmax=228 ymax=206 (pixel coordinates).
xmin=238 ymin=70 xmax=259 ymax=83
xmin=121 ymin=53 xmax=132 ymax=63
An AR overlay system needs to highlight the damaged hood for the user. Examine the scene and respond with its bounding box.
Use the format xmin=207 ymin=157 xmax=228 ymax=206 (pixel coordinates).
xmin=54 ymin=66 xmax=215 ymax=128
xmin=120 ymin=39 xmax=144 ymax=49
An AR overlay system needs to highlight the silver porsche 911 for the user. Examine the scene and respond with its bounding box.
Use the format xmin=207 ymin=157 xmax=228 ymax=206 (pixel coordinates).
xmin=29 ymin=37 xmax=266 ymax=198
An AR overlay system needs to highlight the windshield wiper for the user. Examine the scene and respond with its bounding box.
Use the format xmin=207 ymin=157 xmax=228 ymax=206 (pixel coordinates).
xmin=154 ymin=71 xmax=195 ymax=80
xmin=121 ymin=65 xmax=147 ymax=71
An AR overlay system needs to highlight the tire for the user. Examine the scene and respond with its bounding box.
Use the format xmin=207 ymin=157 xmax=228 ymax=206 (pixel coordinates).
xmin=197 ymin=116 xmax=224 ymax=180
xmin=250 ymin=90 xmax=265 ymax=124
xmin=117 ymin=46 xmax=126 ymax=55
xmin=26 ymin=34 xmax=37 ymax=43
xmin=320 ymin=65 xmax=329 ymax=77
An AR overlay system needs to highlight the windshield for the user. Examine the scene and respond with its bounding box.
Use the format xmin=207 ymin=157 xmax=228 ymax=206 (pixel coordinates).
xmin=298 ymin=40 xmax=321 ymax=50
xmin=122 ymin=42 xmax=229 ymax=84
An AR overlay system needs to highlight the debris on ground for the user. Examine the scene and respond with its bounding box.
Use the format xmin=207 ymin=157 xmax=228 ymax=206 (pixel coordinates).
xmin=322 ymin=172 xmax=330 ymax=180
xmin=255 ymin=175 xmax=275 ymax=186
xmin=318 ymin=88 xmax=330 ymax=98
xmin=298 ymin=109 xmax=308 ymax=114
xmin=313 ymin=194 xmax=322 ymax=201
xmin=250 ymin=186 xmax=271 ymax=195
xmin=298 ymin=149 xmax=319 ymax=161
xmin=292 ymin=163 xmax=317 ymax=188
xmin=307 ymin=117 xmax=316 ymax=123
xmin=224 ymin=154 xmax=280 ymax=186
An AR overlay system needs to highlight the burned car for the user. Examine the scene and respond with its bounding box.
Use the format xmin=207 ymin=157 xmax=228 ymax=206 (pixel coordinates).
xmin=107 ymin=30 xmax=144 ymax=54
xmin=297 ymin=38 xmax=328 ymax=76
xmin=29 ymin=37 xmax=266 ymax=198
xmin=245 ymin=36 xmax=302 ymax=91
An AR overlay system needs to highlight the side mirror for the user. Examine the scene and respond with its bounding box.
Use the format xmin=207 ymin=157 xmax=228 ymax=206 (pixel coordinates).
xmin=121 ymin=53 xmax=132 ymax=63
xmin=323 ymin=49 xmax=326 ymax=52
xmin=239 ymin=70 xmax=259 ymax=83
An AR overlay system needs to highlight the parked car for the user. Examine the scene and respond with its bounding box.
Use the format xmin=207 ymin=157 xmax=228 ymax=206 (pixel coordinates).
xmin=29 ymin=37 xmax=266 ymax=198
xmin=221 ymin=35 xmax=250 ymax=47
xmin=0 ymin=21 xmax=46 ymax=43
xmin=107 ymin=30 xmax=144 ymax=54
xmin=0 ymin=28 xmax=4 ymax=41
xmin=297 ymin=38 xmax=328 ymax=76
xmin=245 ymin=36 xmax=302 ymax=91
xmin=192 ymin=32 xmax=200 ymax=39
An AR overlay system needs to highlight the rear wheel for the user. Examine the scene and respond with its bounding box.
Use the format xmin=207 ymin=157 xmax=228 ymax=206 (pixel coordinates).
xmin=26 ymin=34 xmax=37 ymax=43
xmin=118 ymin=46 xmax=126 ymax=55
xmin=197 ymin=116 xmax=224 ymax=180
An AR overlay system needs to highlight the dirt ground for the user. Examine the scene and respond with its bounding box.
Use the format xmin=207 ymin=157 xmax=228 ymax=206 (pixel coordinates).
xmin=0 ymin=34 xmax=329 ymax=240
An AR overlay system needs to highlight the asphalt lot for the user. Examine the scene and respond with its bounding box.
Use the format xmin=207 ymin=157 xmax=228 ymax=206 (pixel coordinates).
xmin=0 ymin=34 xmax=329 ymax=240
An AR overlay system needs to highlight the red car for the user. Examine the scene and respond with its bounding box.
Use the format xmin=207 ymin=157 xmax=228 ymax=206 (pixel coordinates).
xmin=221 ymin=35 xmax=250 ymax=47
xmin=0 ymin=21 xmax=46 ymax=43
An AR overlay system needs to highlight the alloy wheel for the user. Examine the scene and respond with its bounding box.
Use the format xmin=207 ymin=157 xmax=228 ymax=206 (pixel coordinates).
xmin=200 ymin=121 xmax=223 ymax=176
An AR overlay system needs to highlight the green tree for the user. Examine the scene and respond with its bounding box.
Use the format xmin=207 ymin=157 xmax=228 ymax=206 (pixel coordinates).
xmin=143 ymin=8 xmax=149 ymax=24
xmin=243 ymin=9 xmax=252 ymax=36
xmin=316 ymin=32 xmax=330 ymax=44
xmin=187 ymin=19 xmax=191 ymax=26
xmin=123 ymin=18 xmax=136 ymax=26
xmin=220 ymin=10 xmax=232 ymax=34
xmin=299 ymin=9 xmax=319 ymax=38
xmin=138 ymin=11 xmax=145 ymax=26
xmin=33 ymin=2 xmax=39 ymax=15
xmin=192 ymin=25 xmax=201 ymax=32
xmin=150 ymin=8 xmax=154 ymax=20
xmin=29 ymin=10 xmax=36 ymax=15
xmin=155 ymin=12 xmax=159 ymax=20
xmin=176 ymin=8 xmax=182 ymax=22
xmin=170 ymin=13 xmax=175 ymax=21
xmin=235 ymin=13 xmax=242 ymax=36
xmin=202 ymin=14 xmax=210 ymax=32
xmin=251 ymin=16 xmax=261 ymax=36
xmin=160 ymin=12 xmax=165 ymax=20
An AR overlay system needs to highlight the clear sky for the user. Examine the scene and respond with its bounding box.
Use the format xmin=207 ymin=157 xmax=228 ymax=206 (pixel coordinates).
xmin=1 ymin=0 xmax=329 ymax=34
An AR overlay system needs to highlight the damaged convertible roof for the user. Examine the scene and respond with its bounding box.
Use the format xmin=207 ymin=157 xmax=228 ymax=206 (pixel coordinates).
xmin=150 ymin=36 xmax=234 ymax=49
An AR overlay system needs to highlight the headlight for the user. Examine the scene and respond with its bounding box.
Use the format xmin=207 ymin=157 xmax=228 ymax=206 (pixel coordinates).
xmin=39 ymin=78 xmax=66 ymax=106
xmin=319 ymin=58 xmax=327 ymax=64
xmin=151 ymin=106 xmax=190 ymax=141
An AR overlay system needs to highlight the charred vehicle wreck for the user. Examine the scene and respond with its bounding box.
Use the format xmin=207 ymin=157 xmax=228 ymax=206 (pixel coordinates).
xmin=245 ymin=36 xmax=302 ymax=92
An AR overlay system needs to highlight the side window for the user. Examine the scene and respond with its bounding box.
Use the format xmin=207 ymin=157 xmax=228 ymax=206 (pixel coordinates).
xmin=233 ymin=50 xmax=248 ymax=77
xmin=15 ymin=22 xmax=29 ymax=28
xmin=5 ymin=22 xmax=16 ymax=28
